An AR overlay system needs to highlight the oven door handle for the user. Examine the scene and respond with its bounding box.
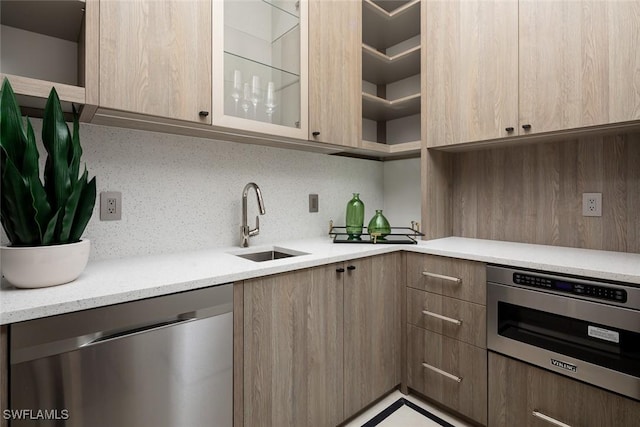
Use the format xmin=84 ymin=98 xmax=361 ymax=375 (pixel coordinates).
xmin=422 ymin=309 xmax=462 ymax=326
xmin=532 ymin=410 xmax=572 ymax=427
xmin=422 ymin=271 xmax=461 ymax=284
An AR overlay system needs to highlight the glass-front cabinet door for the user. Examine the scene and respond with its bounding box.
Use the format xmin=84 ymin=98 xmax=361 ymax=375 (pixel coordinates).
xmin=213 ymin=0 xmax=308 ymax=139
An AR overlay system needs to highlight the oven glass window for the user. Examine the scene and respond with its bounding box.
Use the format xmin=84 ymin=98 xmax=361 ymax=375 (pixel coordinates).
xmin=497 ymin=302 xmax=640 ymax=377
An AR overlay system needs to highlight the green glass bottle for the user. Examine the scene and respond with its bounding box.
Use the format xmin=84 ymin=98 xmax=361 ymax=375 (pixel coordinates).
xmin=367 ymin=209 xmax=391 ymax=238
xmin=346 ymin=193 xmax=365 ymax=238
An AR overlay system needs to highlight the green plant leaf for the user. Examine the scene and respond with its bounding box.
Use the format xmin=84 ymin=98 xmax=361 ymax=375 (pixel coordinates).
xmin=42 ymin=87 xmax=72 ymax=213
xmin=69 ymin=105 xmax=82 ymax=181
xmin=69 ymin=174 xmax=96 ymax=243
xmin=58 ymin=170 xmax=87 ymax=243
xmin=27 ymin=175 xmax=53 ymax=242
xmin=21 ymin=116 xmax=40 ymax=181
xmin=1 ymin=158 xmax=39 ymax=245
xmin=0 ymin=78 xmax=27 ymax=167
xmin=42 ymin=209 xmax=61 ymax=246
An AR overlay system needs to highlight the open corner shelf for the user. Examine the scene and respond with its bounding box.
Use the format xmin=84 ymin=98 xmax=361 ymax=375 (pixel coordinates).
xmin=362 ymin=0 xmax=420 ymax=50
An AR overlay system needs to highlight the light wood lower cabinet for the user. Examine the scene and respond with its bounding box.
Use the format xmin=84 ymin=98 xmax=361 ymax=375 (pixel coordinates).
xmin=242 ymin=264 xmax=344 ymax=427
xmin=406 ymin=287 xmax=486 ymax=348
xmin=406 ymin=253 xmax=486 ymax=305
xmin=489 ymin=352 xmax=640 ymax=427
xmin=407 ymin=325 xmax=487 ymax=425
xmin=240 ymin=253 xmax=401 ymax=426
xmin=404 ymin=253 xmax=487 ymax=424
xmin=344 ymin=253 xmax=401 ymax=419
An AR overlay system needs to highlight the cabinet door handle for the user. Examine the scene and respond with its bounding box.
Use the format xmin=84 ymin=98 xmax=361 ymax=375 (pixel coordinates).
xmin=505 ymin=127 xmax=514 ymax=132
xmin=312 ymin=131 xmax=320 ymax=137
xmin=347 ymin=265 xmax=356 ymax=271
xmin=421 ymin=362 xmax=462 ymax=383
xmin=532 ymin=411 xmax=572 ymax=427
xmin=422 ymin=309 xmax=462 ymax=325
xmin=199 ymin=111 xmax=209 ymax=117
xmin=421 ymin=271 xmax=461 ymax=284
xmin=522 ymin=123 xmax=532 ymax=130
xmin=336 ymin=267 xmax=345 ymax=273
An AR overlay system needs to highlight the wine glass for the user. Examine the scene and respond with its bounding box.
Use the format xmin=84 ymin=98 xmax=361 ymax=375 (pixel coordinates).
xmin=265 ymin=81 xmax=276 ymax=123
xmin=231 ymin=70 xmax=242 ymax=115
xmin=251 ymin=76 xmax=261 ymax=119
xmin=241 ymin=83 xmax=251 ymax=117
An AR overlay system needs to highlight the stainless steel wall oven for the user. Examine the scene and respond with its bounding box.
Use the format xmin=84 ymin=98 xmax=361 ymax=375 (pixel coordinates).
xmin=487 ymin=265 xmax=640 ymax=401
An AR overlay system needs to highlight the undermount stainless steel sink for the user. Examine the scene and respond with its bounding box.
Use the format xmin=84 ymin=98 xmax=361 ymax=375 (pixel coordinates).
xmin=231 ymin=247 xmax=308 ymax=262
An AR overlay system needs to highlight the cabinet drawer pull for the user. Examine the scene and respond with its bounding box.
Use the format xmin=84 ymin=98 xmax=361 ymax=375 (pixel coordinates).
xmin=532 ymin=410 xmax=572 ymax=427
xmin=421 ymin=362 xmax=462 ymax=383
xmin=336 ymin=267 xmax=345 ymax=273
xmin=421 ymin=271 xmax=461 ymax=284
xmin=347 ymin=265 xmax=356 ymax=271
xmin=421 ymin=309 xmax=462 ymax=325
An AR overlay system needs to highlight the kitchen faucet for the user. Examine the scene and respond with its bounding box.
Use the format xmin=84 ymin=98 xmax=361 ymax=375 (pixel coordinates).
xmin=241 ymin=182 xmax=266 ymax=247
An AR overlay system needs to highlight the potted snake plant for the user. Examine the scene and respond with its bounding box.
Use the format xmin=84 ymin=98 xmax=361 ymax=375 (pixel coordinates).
xmin=0 ymin=78 xmax=96 ymax=288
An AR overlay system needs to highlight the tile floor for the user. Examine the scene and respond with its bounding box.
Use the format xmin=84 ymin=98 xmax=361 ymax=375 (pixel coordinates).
xmin=344 ymin=391 xmax=474 ymax=427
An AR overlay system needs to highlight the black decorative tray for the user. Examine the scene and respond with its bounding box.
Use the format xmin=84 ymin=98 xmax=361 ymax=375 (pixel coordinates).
xmin=329 ymin=224 xmax=424 ymax=244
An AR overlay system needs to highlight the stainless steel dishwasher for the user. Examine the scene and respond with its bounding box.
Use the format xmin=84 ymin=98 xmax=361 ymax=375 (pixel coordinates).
xmin=9 ymin=284 xmax=233 ymax=427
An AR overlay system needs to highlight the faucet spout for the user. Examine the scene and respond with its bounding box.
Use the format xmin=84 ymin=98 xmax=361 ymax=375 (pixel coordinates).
xmin=241 ymin=182 xmax=266 ymax=247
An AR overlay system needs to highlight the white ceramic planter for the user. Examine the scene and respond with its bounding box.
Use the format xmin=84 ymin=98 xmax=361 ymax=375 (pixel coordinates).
xmin=1 ymin=240 xmax=90 ymax=288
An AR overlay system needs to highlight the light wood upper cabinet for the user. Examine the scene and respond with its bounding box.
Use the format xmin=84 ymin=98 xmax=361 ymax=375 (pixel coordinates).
xmin=99 ymin=0 xmax=211 ymax=124
xmin=519 ymin=0 xmax=640 ymax=134
xmin=344 ymin=253 xmax=401 ymax=418
xmin=0 ymin=0 xmax=99 ymax=119
xmin=425 ymin=0 xmax=518 ymax=147
xmin=212 ymin=0 xmax=309 ymax=140
xmin=308 ymin=0 xmax=362 ymax=147
xmin=427 ymin=0 xmax=640 ymax=147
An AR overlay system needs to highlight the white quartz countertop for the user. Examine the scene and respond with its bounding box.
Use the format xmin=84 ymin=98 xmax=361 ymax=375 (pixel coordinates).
xmin=2 ymin=237 xmax=639 ymax=324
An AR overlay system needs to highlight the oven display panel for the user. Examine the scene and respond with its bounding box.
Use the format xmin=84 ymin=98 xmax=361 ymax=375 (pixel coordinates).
xmin=513 ymin=273 xmax=627 ymax=303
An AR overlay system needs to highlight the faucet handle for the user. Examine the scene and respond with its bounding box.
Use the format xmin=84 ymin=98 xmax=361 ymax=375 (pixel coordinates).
xmin=249 ymin=215 xmax=260 ymax=237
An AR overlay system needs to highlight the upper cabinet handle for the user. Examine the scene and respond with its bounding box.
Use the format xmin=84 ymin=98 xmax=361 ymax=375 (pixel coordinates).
xmin=421 ymin=271 xmax=461 ymax=284
xmin=505 ymin=127 xmax=514 ymax=132
xmin=199 ymin=111 xmax=209 ymax=117
xmin=312 ymin=131 xmax=320 ymax=137
xmin=522 ymin=124 xmax=532 ymax=130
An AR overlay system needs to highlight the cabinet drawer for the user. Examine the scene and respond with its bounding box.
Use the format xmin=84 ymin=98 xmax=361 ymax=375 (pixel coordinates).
xmin=406 ymin=253 xmax=485 ymax=305
xmin=489 ymin=352 xmax=640 ymax=427
xmin=407 ymin=325 xmax=487 ymax=425
xmin=407 ymin=287 xmax=486 ymax=348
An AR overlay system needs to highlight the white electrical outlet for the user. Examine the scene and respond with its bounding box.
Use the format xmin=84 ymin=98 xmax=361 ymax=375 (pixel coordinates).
xmin=582 ymin=193 xmax=602 ymax=217
xmin=100 ymin=191 xmax=122 ymax=220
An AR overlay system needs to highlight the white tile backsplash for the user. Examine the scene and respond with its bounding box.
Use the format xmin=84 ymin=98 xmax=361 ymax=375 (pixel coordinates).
xmin=9 ymin=120 xmax=384 ymax=261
